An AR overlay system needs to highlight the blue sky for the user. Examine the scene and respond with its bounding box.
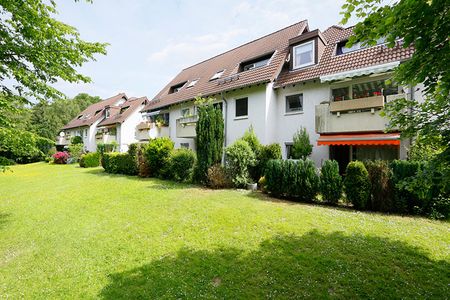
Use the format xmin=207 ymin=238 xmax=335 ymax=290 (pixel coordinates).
xmin=54 ymin=0 xmax=356 ymax=100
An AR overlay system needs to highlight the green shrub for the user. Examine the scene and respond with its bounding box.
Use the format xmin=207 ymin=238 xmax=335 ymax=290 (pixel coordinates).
xmin=68 ymin=144 xmax=84 ymax=162
xmin=0 ymin=128 xmax=44 ymax=163
xmin=127 ymin=143 xmax=138 ymax=159
xmin=265 ymin=159 xmax=319 ymax=201
xmin=256 ymin=143 xmax=282 ymax=180
xmin=207 ymin=164 xmax=231 ymax=189
xmin=0 ymin=156 xmax=15 ymax=166
xmin=79 ymin=152 xmax=101 ymax=168
xmin=225 ymin=140 xmax=256 ymax=188
xmin=35 ymin=136 xmax=55 ymax=156
xmin=291 ymin=127 xmax=313 ymax=159
xmin=166 ymin=149 xmax=196 ymax=182
xmin=364 ymin=160 xmax=393 ymax=212
xmin=344 ymin=161 xmax=370 ymax=210
xmin=71 ymin=136 xmax=83 ymax=144
xmin=136 ymin=144 xmax=150 ymax=177
xmin=102 ymin=152 xmax=137 ymax=175
xmin=145 ymin=137 xmax=174 ymax=177
xmin=97 ymin=142 xmax=117 ymax=155
xmin=320 ymin=160 xmax=343 ymax=204
xmin=390 ymin=160 xmax=422 ymax=214
xmin=429 ymin=196 xmax=450 ymax=220
xmin=241 ymin=126 xmax=261 ymax=181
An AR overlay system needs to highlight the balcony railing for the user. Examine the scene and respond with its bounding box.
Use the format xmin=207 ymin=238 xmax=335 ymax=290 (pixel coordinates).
xmin=176 ymin=115 xmax=198 ymax=138
xmin=316 ymin=94 xmax=403 ymax=134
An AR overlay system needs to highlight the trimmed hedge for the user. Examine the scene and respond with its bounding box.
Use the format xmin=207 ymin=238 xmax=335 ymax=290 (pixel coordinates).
xmin=344 ymin=161 xmax=370 ymax=210
xmin=102 ymin=152 xmax=138 ymax=175
xmin=166 ymin=149 xmax=196 ymax=182
xmin=265 ymin=159 xmax=319 ymax=201
xmin=320 ymin=160 xmax=342 ymax=204
xmin=79 ymin=152 xmax=101 ymax=168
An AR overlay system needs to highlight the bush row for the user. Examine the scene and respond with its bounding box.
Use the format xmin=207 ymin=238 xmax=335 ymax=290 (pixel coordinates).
xmin=80 ymin=152 xmax=101 ymax=168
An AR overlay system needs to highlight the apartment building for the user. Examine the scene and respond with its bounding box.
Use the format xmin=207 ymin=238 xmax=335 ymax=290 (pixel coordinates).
xmin=58 ymin=93 xmax=148 ymax=152
xmin=139 ymin=20 xmax=420 ymax=167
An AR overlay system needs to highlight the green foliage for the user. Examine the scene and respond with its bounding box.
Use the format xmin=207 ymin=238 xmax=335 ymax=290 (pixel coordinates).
xmin=68 ymin=144 xmax=84 ymax=161
xmin=71 ymin=136 xmax=83 ymax=145
xmin=136 ymin=144 xmax=150 ymax=178
xmin=265 ymin=159 xmax=320 ymax=201
xmin=241 ymin=126 xmax=262 ymax=181
xmin=35 ymin=136 xmax=55 ymax=157
xmin=364 ymin=160 xmax=393 ymax=212
xmin=97 ymin=143 xmax=117 ymax=155
xmin=194 ymin=97 xmax=224 ymax=183
xmin=127 ymin=143 xmax=139 ymax=159
xmin=166 ymin=149 xmax=196 ymax=182
xmin=344 ymin=161 xmax=370 ymax=210
xmin=0 ymin=0 xmax=107 ymax=128
xmin=0 ymin=156 xmax=15 ymax=166
xmin=0 ymin=127 xmax=45 ymax=163
xmin=145 ymin=137 xmax=174 ymax=178
xmin=257 ymin=143 xmax=282 ymax=178
xmin=291 ymin=127 xmax=313 ymax=159
xmin=341 ymin=0 xmax=450 ymax=173
xmin=320 ymin=160 xmax=343 ymax=205
xmin=225 ymin=140 xmax=256 ymax=188
xmin=79 ymin=152 xmax=101 ymax=168
xmin=101 ymin=152 xmax=137 ymax=175
xmin=390 ymin=160 xmax=422 ymax=214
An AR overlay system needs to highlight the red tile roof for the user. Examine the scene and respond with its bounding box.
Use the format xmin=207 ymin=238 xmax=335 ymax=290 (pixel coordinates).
xmin=98 ymin=96 xmax=148 ymax=126
xmin=62 ymin=93 xmax=128 ymax=130
xmin=142 ymin=20 xmax=309 ymax=111
xmin=274 ymin=26 xmax=414 ymax=87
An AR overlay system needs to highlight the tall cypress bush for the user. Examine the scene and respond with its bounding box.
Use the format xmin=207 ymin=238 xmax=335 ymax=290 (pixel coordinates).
xmin=320 ymin=160 xmax=343 ymax=205
xmin=194 ymin=97 xmax=224 ymax=184
xmin=344 ymin=161 xmax=370 ymax=210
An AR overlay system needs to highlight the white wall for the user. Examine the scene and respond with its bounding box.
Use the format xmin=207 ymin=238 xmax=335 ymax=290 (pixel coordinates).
xmin=119 ymin=105 xmax=146 ymax=152
xmin=275 ymin=81 xmax=330 ymax=166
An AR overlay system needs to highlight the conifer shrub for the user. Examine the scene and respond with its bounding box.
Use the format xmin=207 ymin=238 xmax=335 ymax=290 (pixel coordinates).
xmin=79 ymin=152 xmax=101 ymax=168
xmin=344 ymin=161 xmax=370 ymax=210
xmin=291 ymin=127 xmax=313 ymax=159
xmin=320 ymin=160 xmax=342 ymax=205
xmin=257 ymin=143 xmax=282 ymax=180
xmin=364 ymin=160 xmax=393 ymax=212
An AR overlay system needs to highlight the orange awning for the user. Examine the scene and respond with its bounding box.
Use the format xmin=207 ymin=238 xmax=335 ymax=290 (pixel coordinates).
xmin=317 ymin=133 xmax=401 ymax=146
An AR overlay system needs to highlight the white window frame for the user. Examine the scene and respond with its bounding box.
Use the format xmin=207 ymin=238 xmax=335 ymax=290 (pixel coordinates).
xmin=234 ymin=97 xmax=248 ymax=119
xmin=285 ymin=93 xmax=304 ymax=114
xmin=293 ymin=40 xmax=315 ymax=69
xmin=210 ymin=70 xmax=225 ymax=81
xmin=186 ymin=79 xmax=199 ymax=88
xmin=105 ymin=109 xmax=110 ymax=118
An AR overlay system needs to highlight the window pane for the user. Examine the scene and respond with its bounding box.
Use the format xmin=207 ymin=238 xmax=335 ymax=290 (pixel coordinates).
xmin=235 ymin=98 xmax=248 ymax=117
xmin=286 ymin=94 xmax=303 ymax=112
xmin=294 ymin=42 xmax=313 ymax=67
xmin=332 ymin=87 xmax=349 ymax=101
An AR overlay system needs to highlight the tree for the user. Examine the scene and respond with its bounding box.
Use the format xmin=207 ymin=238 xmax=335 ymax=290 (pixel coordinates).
xmin=0 ymin=0 xmax=107 ymax=127
xmin=194 ymin=97 xmax=224 ymax=184
xmin=340 ymin=0 xmax=450 ymax=161
xmin=291 ymin=127 xmax=313 ymax=160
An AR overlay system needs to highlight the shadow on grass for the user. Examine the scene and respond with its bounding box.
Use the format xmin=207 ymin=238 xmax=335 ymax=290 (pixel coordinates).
xmin=99 ymin=231 xmax=448 ymax=299
xmin=0 ymin=213 xmax=10 ymax=230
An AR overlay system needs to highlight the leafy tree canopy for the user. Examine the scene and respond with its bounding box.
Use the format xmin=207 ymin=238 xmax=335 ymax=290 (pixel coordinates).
xmin=0 ymin=0 xmax=107 ymax=126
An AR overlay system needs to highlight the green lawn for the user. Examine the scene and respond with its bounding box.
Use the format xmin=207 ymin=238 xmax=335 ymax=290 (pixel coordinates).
xmin=0 ymin=163 xmax=449 ymax=299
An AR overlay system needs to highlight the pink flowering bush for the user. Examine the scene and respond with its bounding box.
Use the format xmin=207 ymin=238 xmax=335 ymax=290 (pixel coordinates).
xmin=52 ymin=151 xmax=69 ymax=164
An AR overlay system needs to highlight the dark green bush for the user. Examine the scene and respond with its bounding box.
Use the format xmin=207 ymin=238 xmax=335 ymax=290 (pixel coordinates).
xmin=127 ymin=143 xmax=138 ymax=159
xmin=265 ymin=159 xmax=319 ymax=201
xmin=241 ymin=127 xmax=261 ymax=182
xmin=225 ymin=140 xmax=256 ymax=188
xmin=166 ymin=149 xmax=196 ymax=182
xmin=364 ymin=160 xmax=393 ymax=212
xmin=71 ymin=136 xmax=83 ymax=144
xmin=145 ymin=137 xmax=174 ymax=177
xmin=320 ymin=160 xmax=342 ymax=205
xmin=344 ymin=161 xmax=370 ymax=210
xmin=102 ymin=152 xmax=137 ymax=175
xmin=291 ymin=127 xmax=313 ymax=159
xmin=35 ymin=136 xmax=55 ymax=156
xmin=256 ymin=143 xmax=282 ymax=180
xmin=0 ymin=156 xmax=15 ymax=166
xmin=207 ymin=164 xmax=231 ymax=189
xmin=79 ymin=152 xmax=101 ymax=168
xmin=97 ymin=143 xmax=117 ymax=155
xmin=390 ymin=160 xmax=422 ymax=214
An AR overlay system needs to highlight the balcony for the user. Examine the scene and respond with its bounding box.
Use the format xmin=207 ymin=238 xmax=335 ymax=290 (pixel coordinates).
xmin=176 ymin=115 xmax=198 ymax=138
xmin=96 ymin=133 xmax=117 ymax=144
xmin=315 ymin=94 xmax=404 ymax=134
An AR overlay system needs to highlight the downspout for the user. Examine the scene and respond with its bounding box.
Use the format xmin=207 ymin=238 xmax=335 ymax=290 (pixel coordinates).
xmin=408 ymin=84 xmax=414 ymax=158
xmin=221 ymin=91 xmax=228 ymax=165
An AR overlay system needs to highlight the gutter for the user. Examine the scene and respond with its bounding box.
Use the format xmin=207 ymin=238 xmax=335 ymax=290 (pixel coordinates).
xmin=221 ymin=91 xmax=228 ymax=165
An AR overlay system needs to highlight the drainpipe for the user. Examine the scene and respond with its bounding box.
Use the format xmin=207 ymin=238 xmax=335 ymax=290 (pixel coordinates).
xmin=408 ymin=84 xmax=415 ymax=158
xmin=221 ymin=91 xmax=228 ymax=165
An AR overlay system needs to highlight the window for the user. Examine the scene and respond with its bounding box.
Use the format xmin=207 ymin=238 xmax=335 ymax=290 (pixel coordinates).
xmin=120 ymin=106 xmax=129 ymax=114
xmin=285 ymin=143 xmax=293 ymax=159
xmin=180 ymin=143 xmax=189 ymax=149
xmin=181 ymin=108 xmax=190 ymax=117
xmin=336 ymin=37 xmax=386 ymax=55
xmin=105 ymin=109 xmax=110 ymax=118
xmin=240 ymin=52 xmax=273 ymax=72
xmin=293 ymin=40 xmax=314 ymax=69
xmin=352 ymin=80 xmax=398 ymax=99
xmin=95 ymin=109 xmax=101 ymax=115
xmin=77 ymin=115 xmax=83 ymax=120
xmin=169 ymin=81 xmax=187 ymax=94
xmin=235 ymin=98 xmax=248 ymax=118
xmin=84 ymin=129 xmax=87 ymax=137
xmin=213 ymin=102 xmax=223 ymax=111
xmin=186 ymin=79 xmax=199 ymax=88
xmin=286 ymin=94 xmax=303 ymax=113
xmin=332 ymin=87 xmax=350 ymax=101
xmin=210 ymin=70 xmax=225 ymax=81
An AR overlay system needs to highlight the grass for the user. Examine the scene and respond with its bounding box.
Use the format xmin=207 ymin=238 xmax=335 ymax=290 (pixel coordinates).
xmin=0 ymin=163 xmax=449 ymax=299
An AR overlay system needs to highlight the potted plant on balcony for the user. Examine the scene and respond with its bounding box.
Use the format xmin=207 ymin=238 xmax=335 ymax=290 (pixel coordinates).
xmin=155 ymin=115 xmax=165 ymax=128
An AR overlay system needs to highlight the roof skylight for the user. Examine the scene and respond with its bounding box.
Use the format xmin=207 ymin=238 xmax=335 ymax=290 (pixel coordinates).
xmin=210 ymin=70 xmax=225 ymax=81
xmin=186 ymin=79 xmax=199 ymax=88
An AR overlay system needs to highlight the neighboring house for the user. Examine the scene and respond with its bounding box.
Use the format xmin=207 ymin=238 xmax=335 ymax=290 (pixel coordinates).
xmin=58 ymin=93 xmax=148 ymax=152
xmin=141 ymin=20 xmax=421 ymax=168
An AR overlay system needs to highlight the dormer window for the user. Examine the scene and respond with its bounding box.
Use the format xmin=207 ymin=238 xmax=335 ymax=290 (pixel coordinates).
xmin=186 ymin=79 xmax=199 ymax=88
xmin=94 ymin=109 xmax=101 ymax=115
xmin=240 ymin=52 xmax=273 ymax=72
xmin=210 ymin=70 xmax=225 ymax=81
xmin=169 ymin=81 xmax=187 ymax=94
xmin=77 ymin=115 xmax=83 ymax=120
xmin=105 ymin=108 xmax=110 ymax=118
xmin=293 ymin=40 xmax=315 ymax=69
xmin=120 ymin=106 xmax=129 ymax=114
